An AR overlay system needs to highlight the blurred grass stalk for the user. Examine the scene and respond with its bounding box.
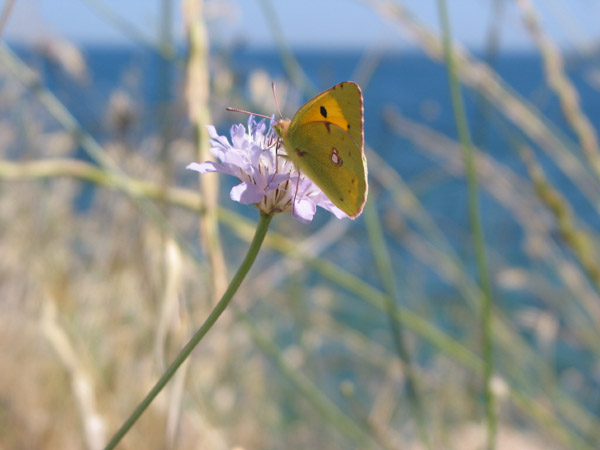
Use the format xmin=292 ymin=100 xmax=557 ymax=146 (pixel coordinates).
xmin=516 ymin=0 xmax=600 ymax=181
xmin=367 ymin=0 xmax=600 ymax=211
xmin=257 ymin=0 xmax=316 ymax=95
xmin=472 ymin=0 xmax=503 ymax=149
xmin=0 ymin=158 xmax=205 ymax=210
xmin=42 ymin=297 xmax=107 ymax=450
xmin=155 ymin=8 xmax=192 ymax=446
xmin=437 ymin=1 xmax=496 ymax=449
xmin=157 ymin=0 xmax=174 ymax=182
xmin=81 ymin=0 xmax=176 ymax=59
xmin=0 ymin=0 xmax=16 ymax=38
xmin=364 ymin=200 xmax=431 ymax=449
xmin=520 ymin=145 xmax=600 ymax=290
xmin=184 ymin=0 xmax=228 ymax=300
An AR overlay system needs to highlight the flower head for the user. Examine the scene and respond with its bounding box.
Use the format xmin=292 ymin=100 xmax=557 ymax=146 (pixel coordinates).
xmin=187 ymin=116 xmax=347 ymax=223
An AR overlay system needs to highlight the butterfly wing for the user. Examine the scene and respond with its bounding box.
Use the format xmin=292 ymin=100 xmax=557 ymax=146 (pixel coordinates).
xmin=289 ymin=121 xmax=367 ymax=217
xmin=289 ymin=81 xmax=364 ymax=148
xmin=284 ymin=81 xmax=368 ymax=218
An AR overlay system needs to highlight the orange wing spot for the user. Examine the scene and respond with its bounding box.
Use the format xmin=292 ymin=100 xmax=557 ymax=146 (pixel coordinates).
xmin=295 ymin=148 xmax=307 ymax=157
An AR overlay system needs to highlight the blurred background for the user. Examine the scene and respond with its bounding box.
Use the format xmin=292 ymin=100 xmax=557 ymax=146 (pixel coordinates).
xmin=2 ymin=0 xmax=600 ymax=449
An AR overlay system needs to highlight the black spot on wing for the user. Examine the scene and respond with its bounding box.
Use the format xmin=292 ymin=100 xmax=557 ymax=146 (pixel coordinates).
xmin=320 ymin=106 xmax=327 ymax=118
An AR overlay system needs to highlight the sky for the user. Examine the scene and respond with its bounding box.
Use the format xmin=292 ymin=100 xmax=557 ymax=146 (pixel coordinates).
xmin=4 ymin=0 xmax=600 ymax=51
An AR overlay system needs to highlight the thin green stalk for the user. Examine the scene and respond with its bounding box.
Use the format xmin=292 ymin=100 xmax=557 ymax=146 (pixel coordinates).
xmin=81 ymin=0 xmax=175 ymax=59
xmin=158 ymin=0 xmax=173 ymax=170
xmin=473 ymin=0 xmax=503 ymax=148
xmin=436 ymin=1 xmax=496 ymax=449
xmin=517 ymin=0 xmax=600 ymax=181
xmin=257 ymin=0 xmax=316 ymax=95
xmin=364 ymin=200 xmax=430 ymax=449
xmin=0 ymin=0 xmax=16 ymax=38
xmin=103 ymin=212 xmax=273 ymax=450
xmin=520 ymin=145 xmax=600 ymax=290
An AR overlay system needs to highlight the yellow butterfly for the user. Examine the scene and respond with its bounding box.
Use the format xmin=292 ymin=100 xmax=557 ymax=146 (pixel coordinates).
xmin=274 ymin=81 xmax=368 ymax=218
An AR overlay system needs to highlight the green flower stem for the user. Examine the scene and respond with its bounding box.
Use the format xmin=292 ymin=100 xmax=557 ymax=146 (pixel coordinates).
xmin=104 ymin=212 xmax=273 ymax=450
xmin=437 ymin=1 xmax=496 ymax=449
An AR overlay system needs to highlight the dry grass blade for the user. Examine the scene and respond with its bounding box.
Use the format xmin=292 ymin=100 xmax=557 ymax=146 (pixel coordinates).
xmin=516 ymin=0 xmax=600 ymax=180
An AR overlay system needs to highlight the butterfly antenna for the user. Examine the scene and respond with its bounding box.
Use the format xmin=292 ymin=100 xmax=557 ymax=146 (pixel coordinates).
xmin=272 ymin=82 xmax=283 ymax=119
xmin=226 ymin=107 xmax=272 ymax=120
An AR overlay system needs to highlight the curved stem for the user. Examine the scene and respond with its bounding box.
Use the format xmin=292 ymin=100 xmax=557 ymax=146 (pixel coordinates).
xmin=104 ymin=212 xmax=273 ymax=450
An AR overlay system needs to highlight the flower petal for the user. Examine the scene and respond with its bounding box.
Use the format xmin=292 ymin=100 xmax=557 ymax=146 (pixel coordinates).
xmin=219 ymin=149 xmax=250 ymax=170
xmin=319 ymin=200 xmax=349 ymax=219
xmin=207 ymin=125 xmax=231 ymax=148
xmin=292 ymin=197 xmax=317 ymax=223
xmin=230 ymin=182 xmax=265 ymax=204
xmin=266 ymin=173 xmax=291 ymax=190
xmin=187 ymin=161 xmax=225 ymax=174
xmin=231 ymin=124 xmax=249 ymax=150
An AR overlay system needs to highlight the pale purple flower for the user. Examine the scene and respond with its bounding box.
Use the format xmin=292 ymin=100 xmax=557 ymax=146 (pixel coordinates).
xmin=187 ymin=116 xmax=347 ymax=223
